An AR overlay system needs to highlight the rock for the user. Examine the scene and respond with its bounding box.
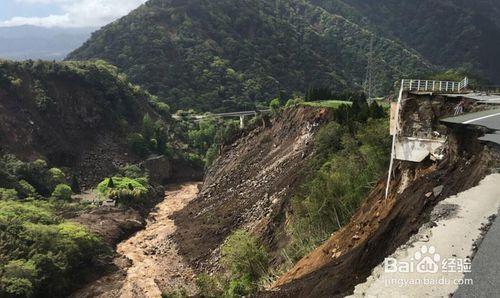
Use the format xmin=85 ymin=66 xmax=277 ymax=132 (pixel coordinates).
xmin=141 ymin=155 xmax=172 ymax=185
xmin=425 ymin=192 xmax=433 ymax=198
xmin=123 ymin=219 xmax=144 ymax=230
xmin=433 ymin=185 xmax=444 ymax=197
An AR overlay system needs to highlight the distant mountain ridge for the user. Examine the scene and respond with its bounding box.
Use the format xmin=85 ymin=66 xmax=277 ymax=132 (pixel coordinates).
xmin=312 ymin=0 xmax=500 ymax=83
xmin=66 ymin=0 xmax=432 ymax=112
xmin=67 ymin=0 xmax=500 ymax=112
xmin=0 ymin=25 xmax=96 ymax=61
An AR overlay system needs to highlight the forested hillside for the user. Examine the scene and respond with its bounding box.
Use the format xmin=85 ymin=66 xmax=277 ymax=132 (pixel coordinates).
xmin=67 ymin=0 xmax=431 ymax=112
xmin=0 ymin=60 xmax=180 ymax=297
xmin=0 ymin=59 xmax=173 ymax=186
xmin=313 ymin=0 xmax=500 ymax=83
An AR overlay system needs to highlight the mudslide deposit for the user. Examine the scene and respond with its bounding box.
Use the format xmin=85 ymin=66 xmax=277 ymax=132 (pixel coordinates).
xmin=72 ymin=183 xmax=199 ymax=298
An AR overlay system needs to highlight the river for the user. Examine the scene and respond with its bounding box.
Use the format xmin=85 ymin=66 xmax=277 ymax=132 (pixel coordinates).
xmin=73 ymin=182 xmax=200 ymax=298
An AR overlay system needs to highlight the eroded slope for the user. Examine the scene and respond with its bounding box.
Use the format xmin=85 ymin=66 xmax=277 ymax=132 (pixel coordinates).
xmin=270 ymin=94 xmax=500 ymax=297
xmin=172 ymin=107 xmax=333 ymax=271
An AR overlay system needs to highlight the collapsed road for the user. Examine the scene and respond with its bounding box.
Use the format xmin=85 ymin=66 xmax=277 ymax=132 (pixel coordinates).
xmin=270 ymin=85 xmax=500 ymax=297
xmin=352 ymin=101 xmax=500 ymax=297
xmin=443 ymin=108 xmax=500 ymax=144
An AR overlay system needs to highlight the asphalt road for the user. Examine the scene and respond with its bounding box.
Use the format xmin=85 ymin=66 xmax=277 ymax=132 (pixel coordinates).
xmin=442 ymin=108 xmax=500 ymax=145
xmin=444 ymin=108 xmax=500 ymax=296
xmin=454 ymin=213 xmax=500 ymax=298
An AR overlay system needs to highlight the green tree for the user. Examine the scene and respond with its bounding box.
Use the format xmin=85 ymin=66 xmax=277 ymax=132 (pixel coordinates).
xmin=51 ymin=184 xmax=72 ymax=201
xmin=127 ymin=133 xmax=149 ymax=157
xmin=269 ymin=98 xmax=282 ymax=115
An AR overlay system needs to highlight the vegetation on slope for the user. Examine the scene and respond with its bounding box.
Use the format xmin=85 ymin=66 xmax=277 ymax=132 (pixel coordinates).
xmin=0 ymin=59 xmax=208 ymax=188
xmin=285 ymin=115 xmax=390 ymax=261
xmin=67 ymin=0 xmax=431 ymax=112
xmin=0 ymin=155 xmax=111 ymax=298
xmin=172 ymin=97 xmax=390 ymax=297
xmin=313 ymin=0 xmax=500 ymax=83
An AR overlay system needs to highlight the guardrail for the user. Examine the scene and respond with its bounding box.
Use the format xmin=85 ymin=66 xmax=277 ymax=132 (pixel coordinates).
xmin=401 ymin=77 xmax=468 ymax=93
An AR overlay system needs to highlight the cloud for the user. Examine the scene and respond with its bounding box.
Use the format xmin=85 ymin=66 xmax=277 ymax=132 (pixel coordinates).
xmin=1 ymin=0 xmax=147 ymax=28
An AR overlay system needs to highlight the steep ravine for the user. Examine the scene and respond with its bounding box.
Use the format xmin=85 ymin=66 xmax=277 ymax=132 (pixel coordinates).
xmin=72 ymin=183 xmax=200 ymax=298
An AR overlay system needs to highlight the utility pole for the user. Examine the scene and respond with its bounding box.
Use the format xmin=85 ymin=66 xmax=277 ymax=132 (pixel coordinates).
xmin=363 ymin=37 xmax=376 ymax=100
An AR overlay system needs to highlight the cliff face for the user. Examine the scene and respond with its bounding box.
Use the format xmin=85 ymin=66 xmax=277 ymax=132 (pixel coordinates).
xmin=172 ymin=106 xmax=333 ymax=270
xmin=0 ymin=60 xmax=164 ymax=187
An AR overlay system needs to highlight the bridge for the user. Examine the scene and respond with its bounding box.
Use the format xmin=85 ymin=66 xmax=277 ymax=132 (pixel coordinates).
xmin=173 ymin=110 xmax=271 ymax=128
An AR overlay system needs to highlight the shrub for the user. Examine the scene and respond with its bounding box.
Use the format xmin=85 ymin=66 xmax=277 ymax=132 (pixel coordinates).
xmin=285 ymin=118 xmax=390 ymax=261
xmin=221 ymin=230 xmax=269 ymax=280
xmin=0 ymin=260 xmax=37 ymax=298
xmin=18 ymin=180 xmax=37 ymax=198
xmin=51 ymin=184 xmax=73 ymax=201
xmin=269 ymin=98 xmax=282 ymax=115
xmin=97 ymin=177 xmax=149 ymax=205
xmin=315 ymin=122 xmax=344 ymax=155
xmin=0 ymin=200 xmax=111 ymax=297
xmin=226 ymin=274 xmax=254 ymax=297
xmin=48 ymin=168 xmax=66 ymax=186
xmin=142 ymin=114 xmax=155 ymax=141
xmin=127 ymin=133 xmax=149 ymax=157
xmin=185 ymin=153 xmax=204 ymax=169
xmin=195 ymin=274 xmax=224 ymax=297
xmin=204 ymin=146 xmax=219 ymax=168
xmin=285 ymin=97 xmax=304 ymax=108
xmin=0 ymin=188 xmax=18 ymax=200
xmin=119 ymin=164 xmax=147 ymax=179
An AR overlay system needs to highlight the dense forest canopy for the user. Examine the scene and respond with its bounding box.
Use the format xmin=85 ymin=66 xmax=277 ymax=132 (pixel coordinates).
xmin=67 ymin=0 xmax=433 ymax=112
xmin=313 ymin=0 xmax=500 ymax=84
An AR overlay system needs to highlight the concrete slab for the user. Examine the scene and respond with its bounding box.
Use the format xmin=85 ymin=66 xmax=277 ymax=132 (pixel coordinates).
xmin=455 ymin=211 xmax=500 ymax=298
xmin=395 ymin=138 xmax=446 ymax=162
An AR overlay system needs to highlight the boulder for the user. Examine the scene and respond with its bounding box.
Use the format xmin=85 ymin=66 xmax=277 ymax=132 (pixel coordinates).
xmin=141 ymin=155 xmax=172 ymax=185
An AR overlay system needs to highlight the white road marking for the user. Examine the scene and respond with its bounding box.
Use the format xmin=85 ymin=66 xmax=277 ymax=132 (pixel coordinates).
xmin=463 ymin=112 xmax=500 ymax=124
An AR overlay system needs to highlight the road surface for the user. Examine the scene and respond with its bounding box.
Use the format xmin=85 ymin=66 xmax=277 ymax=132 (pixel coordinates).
xmin=442 ymin=108 xmax=500 ymax=144
xmin=454 ymin=212 xmax=500 ymax=298
xmin=443 ymin=108 xmax=500 ymax=297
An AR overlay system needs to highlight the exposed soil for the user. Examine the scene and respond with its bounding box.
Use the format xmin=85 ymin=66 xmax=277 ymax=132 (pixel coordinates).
xmin=268 ymin=93 xmax=500 ymax=297
xmin=71 ymin=207 xmax=145 ymax=247
xmin=269 ymin=136 xmax=498 ymax=297
xmin=71 ymin=183 xmax=200 ymax=298
xmin=350 ymin=173 xmax=500 ymax=297
xmin=172 ymin=107 xmax=333 ymax=272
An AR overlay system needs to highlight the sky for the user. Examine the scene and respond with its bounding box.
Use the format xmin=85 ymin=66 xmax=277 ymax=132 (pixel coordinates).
xmin=0 ymin=0 xmax=147 ymax=28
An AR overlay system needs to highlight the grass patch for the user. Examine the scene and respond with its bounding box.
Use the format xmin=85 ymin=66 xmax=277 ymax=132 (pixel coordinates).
xmin=301 ymin=100 xmax=353 ymax=109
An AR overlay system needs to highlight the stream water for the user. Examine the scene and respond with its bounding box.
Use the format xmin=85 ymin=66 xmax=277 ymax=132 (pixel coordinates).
xmin=73 ymin=182 xmax=200 ymax=298
xmin=117 ymin=182 xmax=200 ymax=297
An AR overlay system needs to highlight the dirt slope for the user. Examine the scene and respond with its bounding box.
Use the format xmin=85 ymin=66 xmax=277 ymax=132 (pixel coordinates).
xmin=172 ymin=106 xmax=333 ymax=271
xmin=269 ymin=94 xmax=500 ymax=297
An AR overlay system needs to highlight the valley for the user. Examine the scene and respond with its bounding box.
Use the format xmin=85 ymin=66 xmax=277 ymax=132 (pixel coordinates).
xmin=2 ymin=1 xmax=500 ymax=298
xmin=73 ymin=183 xmax=200 ymax=298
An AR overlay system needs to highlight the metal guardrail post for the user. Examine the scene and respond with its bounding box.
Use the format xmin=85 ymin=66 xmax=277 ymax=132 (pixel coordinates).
xmin=385 ymin=80 xmax=404 ymax=199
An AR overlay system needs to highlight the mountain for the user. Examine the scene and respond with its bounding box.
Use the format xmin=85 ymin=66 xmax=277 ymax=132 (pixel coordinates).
xmin=0 ymin=59 xmax=172 ymax=187
xmin=312 ymin=0 xmax=500 ymax=84
xmin=0 ymin=25 xmax=95 ymax=61
xmin=67 ymin=0 xmax=432 ymax=112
